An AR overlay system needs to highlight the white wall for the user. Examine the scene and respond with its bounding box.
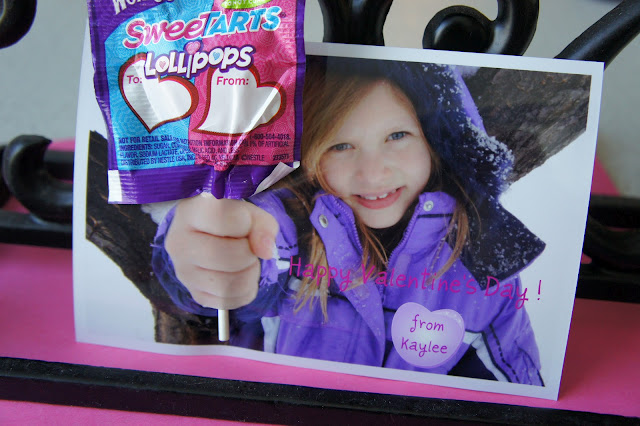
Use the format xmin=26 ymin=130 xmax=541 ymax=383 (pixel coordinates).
xmin=1 ymin=0 xmax=637 ymax=195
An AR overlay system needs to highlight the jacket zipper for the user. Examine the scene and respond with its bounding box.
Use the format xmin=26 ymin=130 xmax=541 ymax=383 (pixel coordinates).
xmin=386 ymin=207 xmax=421 ymax=272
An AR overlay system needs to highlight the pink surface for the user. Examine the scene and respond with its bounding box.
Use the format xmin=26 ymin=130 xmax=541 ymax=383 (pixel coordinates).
xmin=591 ymin=157 xmax=619 ymax=196
xmin=49 ymin=139 xmax=75 ymax=151
xmin=1 ymin=241 xmax=639 ymax=419
xmin=0 ymin=400 xmax=251 ymax=425
xmin=1 ymin=152 xmax=638 ymax=420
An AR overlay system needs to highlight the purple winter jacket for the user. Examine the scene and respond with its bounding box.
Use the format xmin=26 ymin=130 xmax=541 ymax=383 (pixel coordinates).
xmin=152 ymin=189 xmax=543 ymax=386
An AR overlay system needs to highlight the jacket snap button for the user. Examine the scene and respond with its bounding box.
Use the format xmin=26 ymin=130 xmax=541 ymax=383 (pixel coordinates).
xmin=319 ymin=214 xmax=329 ymax=228
xmin=423 ymin=200 xmax=434 ymax=211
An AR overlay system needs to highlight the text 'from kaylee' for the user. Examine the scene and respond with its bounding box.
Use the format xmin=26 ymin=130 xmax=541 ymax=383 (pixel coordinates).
xmin=391 ymin=302 xmax=465 ymax=368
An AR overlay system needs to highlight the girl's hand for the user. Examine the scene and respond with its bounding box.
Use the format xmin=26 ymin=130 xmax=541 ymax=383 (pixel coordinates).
xmin=165 ymin=193 xmax=279 ymax=310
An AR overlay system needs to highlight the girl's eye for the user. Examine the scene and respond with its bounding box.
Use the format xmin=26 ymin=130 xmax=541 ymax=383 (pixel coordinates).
xmin=328 ymin=143 xmax=353 ymax=152
xmin=387 ymin=131 xmax=407 ymax=141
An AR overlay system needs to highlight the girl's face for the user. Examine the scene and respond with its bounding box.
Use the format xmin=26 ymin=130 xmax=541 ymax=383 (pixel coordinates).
xmin=319 ymin=81 xmax=432 ymax=229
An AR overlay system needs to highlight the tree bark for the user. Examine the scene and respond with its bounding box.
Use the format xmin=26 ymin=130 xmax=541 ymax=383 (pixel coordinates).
xmin=464 ymin=68 xmax=591 ymax=183
xmin=86 ymin=131 xmax=220 ymax=344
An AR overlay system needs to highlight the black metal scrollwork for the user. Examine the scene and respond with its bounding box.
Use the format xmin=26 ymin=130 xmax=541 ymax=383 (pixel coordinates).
xmin=317 ymin=0 xmax=539 ymax=54
xmin=318 ymin=0 xmax=393 ymax=45
xmin=580 ymin=196 xmax=640 ymax=302
xmin=0 ymin=148 xmax=9 ymax=207
xmin=0 ymin=0 xmax=37 ymax=48
xmin=0 ymin=136 xmax=72 ymax=248
xmin=319 ymin=0 xmax=540 ymax=55
xmin=557 ymin=0 xmax=640 ymax=65
xmin=422 ymin=0 xmax=539 ymax=55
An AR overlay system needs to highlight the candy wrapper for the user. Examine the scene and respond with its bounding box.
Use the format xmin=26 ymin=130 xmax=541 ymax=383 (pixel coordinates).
xmin=87 ymin=0 xmax=305 ymax=203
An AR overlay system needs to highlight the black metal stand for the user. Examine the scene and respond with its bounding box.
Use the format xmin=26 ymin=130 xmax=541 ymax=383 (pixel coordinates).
xmin=1 ymin=357 xmax=635 ymax=425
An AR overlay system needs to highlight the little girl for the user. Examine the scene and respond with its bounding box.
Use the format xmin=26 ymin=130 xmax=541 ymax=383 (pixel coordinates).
xmin=152 ymin=55 xmax=545 ymax=385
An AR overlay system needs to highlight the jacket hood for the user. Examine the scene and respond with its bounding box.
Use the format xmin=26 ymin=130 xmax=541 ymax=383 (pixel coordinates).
xmin=314 ymin=55 xmax=513 ymax=203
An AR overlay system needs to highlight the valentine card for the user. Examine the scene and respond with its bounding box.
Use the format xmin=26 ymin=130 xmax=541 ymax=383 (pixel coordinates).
xmin=74 ymin=36 xmax=603 ymax=400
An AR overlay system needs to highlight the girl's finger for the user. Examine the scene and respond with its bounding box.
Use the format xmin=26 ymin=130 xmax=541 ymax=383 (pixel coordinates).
xmin=183 ymin=231 xmax=258 ymax=273
xmin=178 ymin=262 xmax=261 ymax=309
xmin=179 ymin=194 xmax=254 ymax=238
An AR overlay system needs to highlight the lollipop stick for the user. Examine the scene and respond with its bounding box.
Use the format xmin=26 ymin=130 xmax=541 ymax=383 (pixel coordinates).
xmin=218 ymin=309 xmax=230 ymax=341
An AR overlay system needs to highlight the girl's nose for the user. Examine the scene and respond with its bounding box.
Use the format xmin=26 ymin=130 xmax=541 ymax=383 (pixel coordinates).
xmin=354 ymin=148 xmax=392 ymax=182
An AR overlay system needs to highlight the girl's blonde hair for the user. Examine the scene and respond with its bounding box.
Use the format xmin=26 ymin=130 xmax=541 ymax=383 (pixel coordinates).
xmin=277 ymin=61 xmax=472 ymax=319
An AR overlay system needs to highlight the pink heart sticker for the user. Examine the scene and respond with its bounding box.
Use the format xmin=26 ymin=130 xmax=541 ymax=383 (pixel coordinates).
xmin=156 ymin=58 xmax=168 ymax=69
xmin=119 ymin=54 xmax=198 ymax=132
xmin=391 ymin=302 xmax=465 ymax=368
xmin=184 ymin=41 xmax=201 ymax=55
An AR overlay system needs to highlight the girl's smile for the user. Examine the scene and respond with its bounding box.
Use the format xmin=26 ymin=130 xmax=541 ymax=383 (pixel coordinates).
xmin=354 ymin=187 xmax=403 ymax=209
xmin=320 ymin=81 xmax=432 ymax=229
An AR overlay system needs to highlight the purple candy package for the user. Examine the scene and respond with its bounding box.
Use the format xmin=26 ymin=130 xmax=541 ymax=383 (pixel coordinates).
xmin=87 ymin=0 xmax=305 ymax=203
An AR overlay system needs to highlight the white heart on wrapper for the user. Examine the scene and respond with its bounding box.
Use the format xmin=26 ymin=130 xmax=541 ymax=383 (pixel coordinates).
xmin=120 ymin=54 xmax=198 ymax=133
xmin=194 ymin=67 xmax=283 ymax=135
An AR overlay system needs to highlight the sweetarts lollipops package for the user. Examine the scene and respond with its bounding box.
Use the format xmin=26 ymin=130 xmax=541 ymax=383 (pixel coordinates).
xmin=87 ymin=0 xmax=305 ymax=203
